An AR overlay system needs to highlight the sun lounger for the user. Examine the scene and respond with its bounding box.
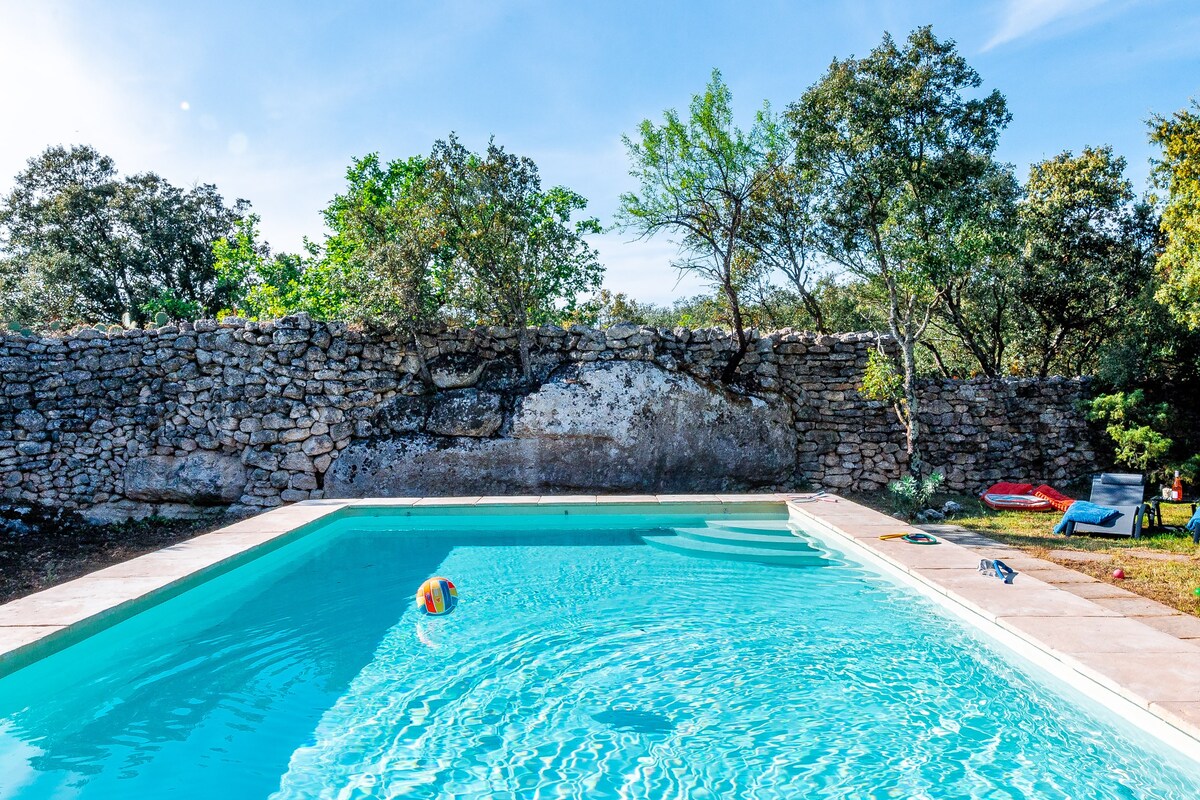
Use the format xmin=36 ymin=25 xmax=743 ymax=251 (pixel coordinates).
xmin=1061 ymin=473 xmax=1148 ymax=538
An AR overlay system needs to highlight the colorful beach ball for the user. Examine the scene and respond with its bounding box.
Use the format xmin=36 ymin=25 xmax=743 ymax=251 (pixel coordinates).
xmin=416 ymin=577 xmax=458 ymax=616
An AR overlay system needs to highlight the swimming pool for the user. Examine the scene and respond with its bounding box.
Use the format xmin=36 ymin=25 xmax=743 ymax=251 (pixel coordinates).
xmin=2 ymin=504 xmax=1199 ymax=798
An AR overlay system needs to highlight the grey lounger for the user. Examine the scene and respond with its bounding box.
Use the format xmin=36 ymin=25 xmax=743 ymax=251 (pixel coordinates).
xmin=1065 ymin=473 xmax=1148 ymax=538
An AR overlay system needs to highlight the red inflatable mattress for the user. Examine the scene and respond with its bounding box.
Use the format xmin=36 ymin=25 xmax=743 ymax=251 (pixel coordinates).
xmin=981 ymin=493 xmax=1054 ymax=511
xmin=979 ymin=481 xmax=1059 ymax=512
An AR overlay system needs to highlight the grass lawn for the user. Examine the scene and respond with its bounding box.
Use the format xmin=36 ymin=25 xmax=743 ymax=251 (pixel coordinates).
xmin=850 ymin=492 xmax=1200 ymax=616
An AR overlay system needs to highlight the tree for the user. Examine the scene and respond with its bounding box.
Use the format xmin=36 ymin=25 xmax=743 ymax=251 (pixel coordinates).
xmin=787 ymin=26 xmax=1011 ymax=475
xmin=1149 ymin=101 xmax=1200 ymax=329
xmin=741 ymin=164 xmax=827 ymax=331
xmin=618 ymin=69 xmax=784 ymax=382
xmin=423 ymin=135 xmax=603 ymax=380
xmin=320 ymin=152 xmax=452 ymax=384
xmin=1015 ymin=147 xmax=1160 ymax=377
xmin=211 ymin=215 xmax=338 ymax=320
xmin=0 ymin=145 xmax=247 ymax=324
xmin=926 ymin=165 xmax=1023 ymax=378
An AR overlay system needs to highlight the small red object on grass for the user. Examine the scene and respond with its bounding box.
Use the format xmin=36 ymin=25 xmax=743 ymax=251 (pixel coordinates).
xmin=1112 ymin=568 xmax=1126 ymax=580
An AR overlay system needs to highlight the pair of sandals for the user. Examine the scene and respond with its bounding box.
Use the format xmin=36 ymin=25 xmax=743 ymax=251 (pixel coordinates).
xmin=979 ymin=559 xmax=1018 ymax=584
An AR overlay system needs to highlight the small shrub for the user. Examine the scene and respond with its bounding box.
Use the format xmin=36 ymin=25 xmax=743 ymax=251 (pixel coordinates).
xmin=887 ymin=471 xmax=944 ymax=518
xmin=1087 ymin=390 xmax=1173 ymax=478
xmin=861 ymin=348 xmax=904 ymax=405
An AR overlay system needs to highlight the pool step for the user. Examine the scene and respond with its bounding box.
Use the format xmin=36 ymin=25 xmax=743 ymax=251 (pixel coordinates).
xmin=673 ymin=527 xmax=821 ymax=552
xmin=703 ymin=520 xmax=798 ymax=536
xmin=643 ymin=535 xmax=828 ymax=567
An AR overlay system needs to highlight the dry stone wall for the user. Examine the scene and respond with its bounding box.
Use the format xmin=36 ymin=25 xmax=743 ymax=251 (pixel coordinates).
xmin=0 ymin=315 xmax=1101 ymax=521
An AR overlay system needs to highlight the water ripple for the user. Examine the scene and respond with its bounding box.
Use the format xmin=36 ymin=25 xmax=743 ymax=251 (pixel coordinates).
xmin=269 ymin=536 xmax=1200 ymax=800
xmin=3 ymin=524 xmax=1199 ymax=798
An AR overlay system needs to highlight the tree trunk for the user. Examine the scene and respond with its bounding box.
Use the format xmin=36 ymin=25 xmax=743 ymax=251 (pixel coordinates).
xmin=901 ymin=333 xmax=923 ymax=478
xmin=720 ymin=283 xmax=750 ymax=384
xmin=518 ymin=327 xmax=533 ymax=384
xmin=408 ymin=327 xmax=434 ymax=390
xmin=920 ymin=340 xmax=953 ymax=379
xmin=802 ymin=289 xmax=827 ymax=334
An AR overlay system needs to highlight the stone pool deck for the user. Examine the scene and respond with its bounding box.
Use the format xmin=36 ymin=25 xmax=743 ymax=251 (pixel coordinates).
xmin=1 ymin=493 xmax=1199 ymax=752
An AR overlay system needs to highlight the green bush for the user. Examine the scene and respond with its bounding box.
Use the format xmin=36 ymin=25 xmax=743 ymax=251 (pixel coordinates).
xmin=861 ymin=348 xmax=904 ymax=405
xmin=1087 ymin=390 xmax=1174 ymax=477
xmin=887 ymin=471 xmax=944 ymax=518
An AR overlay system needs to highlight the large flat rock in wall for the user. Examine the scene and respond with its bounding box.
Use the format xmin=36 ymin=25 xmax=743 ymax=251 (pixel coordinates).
xmin=124 ymin=453 xmax=247 ymax=504
xmin=327 ymin=361 xmax=796 ymax=496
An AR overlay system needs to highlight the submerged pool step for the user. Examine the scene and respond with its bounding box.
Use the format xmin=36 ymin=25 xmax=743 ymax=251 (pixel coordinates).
xmin=643 ymin=534 xmax=828 ymax=567
xmin=703 ymin=520 xmax=800 ymax=536
xmin=673 ymin=527 xmax=821 ymax=551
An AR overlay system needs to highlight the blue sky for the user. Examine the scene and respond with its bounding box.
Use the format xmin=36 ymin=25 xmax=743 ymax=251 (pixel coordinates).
xmin=1 ymin=0 xmax=1197 ymax=302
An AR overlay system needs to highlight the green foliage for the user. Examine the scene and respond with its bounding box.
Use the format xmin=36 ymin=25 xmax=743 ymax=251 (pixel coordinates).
xmin=1175 ymin=454 xmax=1200 ymax=487
xmin=1015 ymin=147 xmax=1160 ymax=377
xmin=0 ymin=145 xmax=247 ymax=325
xmin=1088 ymin=390 xmax=1173 ymax=474
xmin=317 ymin=153 xmax=441 ymax=327
xmin=887 ymin=472 xmax=945 ymax=518
xmin=618 ymin=69 xmax=784 ymax=381
xmin=924 ymin=168 xmax=1023 ymax=378
xmin=861 ymin=349 xmax=904 ymax=406
xmin=212 ymin=215 xmax=343 ymax=320
xmin=424 ymin=136 xmax=603 ymax=333
xmin=141 ymin=290 xmax=201 ymax=322
xmin=1091 ymin=282 xmax=1200 ymax=387
xmin=1149 ymin=102 xmax=1200 ymax=330
xmin=742 ymin=163 xmax=826 ymax=330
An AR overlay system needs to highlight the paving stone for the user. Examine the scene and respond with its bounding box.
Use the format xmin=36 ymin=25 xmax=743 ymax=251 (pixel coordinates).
xmin=1057 ymin=581 xmax=1140 ymax=599
xmin=1071 ymin=651 xmax=1200 ymax=704
xmin=1089 ymin=596 xmax=1184 ymax=617
xmin=1048 ymin=549 xmax=1113 ymax=563
xmin=1140 ymin=614 xmax=1200 ymax=640
xmin=1000 ymin=615 xmax=1200 ymax=654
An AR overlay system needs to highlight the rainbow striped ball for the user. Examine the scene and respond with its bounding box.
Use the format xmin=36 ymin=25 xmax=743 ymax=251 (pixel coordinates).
xmin=416 ymin=577 xmax=458 ymax=616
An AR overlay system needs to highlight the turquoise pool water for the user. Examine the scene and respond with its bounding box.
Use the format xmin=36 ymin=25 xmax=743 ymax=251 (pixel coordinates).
xmin=2 ymin=507 xmax=1200 ymax=798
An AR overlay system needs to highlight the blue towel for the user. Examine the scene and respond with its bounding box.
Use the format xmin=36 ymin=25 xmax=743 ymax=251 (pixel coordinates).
xmin=1053 ymin=501 xmax=1121 ymax=534
xmin=1186 ymin=507 xmax=1200 ymax=534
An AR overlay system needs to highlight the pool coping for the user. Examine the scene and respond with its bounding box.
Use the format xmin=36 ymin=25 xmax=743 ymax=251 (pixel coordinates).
xmin=2 ymin=492 xmax=1199 ymax=757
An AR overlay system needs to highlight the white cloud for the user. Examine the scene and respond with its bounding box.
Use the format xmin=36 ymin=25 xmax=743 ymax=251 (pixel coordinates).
xmin=984 ymin=0 xmax=1112 ymax=50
